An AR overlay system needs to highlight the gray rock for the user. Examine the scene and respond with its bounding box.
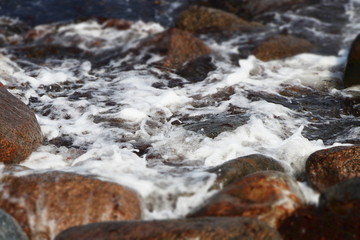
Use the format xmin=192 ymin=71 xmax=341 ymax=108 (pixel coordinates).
xmin=0 ymin=209 xmax=28 ymax=240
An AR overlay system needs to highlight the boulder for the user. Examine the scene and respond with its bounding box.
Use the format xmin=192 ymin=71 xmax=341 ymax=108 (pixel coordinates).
xmin=144 ymin=28 xmax=211 ymax=70
xmin=188 ymin=171 xmax=305 ymax=228
xmin=253 ymin=35 xmax=314 ymax=61
xmin=343 ymin=34 xmax=360 ymax=87
xmin=278 ymin=205 xmax=360 ymax=239
xmin=55 ymin=217 xmax=282 ymax=240
xmin=208 ymin=154 xmax=285 ymax=189
xmin=0 ymin=84 xmax=43 ymax=164
xmin=176 ymin=6 xmax=262 ymax=33
xmin=0 ymin=209 xmax=28 ymax=240
xmin=305 ymin=145 xmax=360 ymax=192
xmin=0 ymin=171 xmax=141 ymax=240
xmin=319 ymin=177 xmax=360 ymax=216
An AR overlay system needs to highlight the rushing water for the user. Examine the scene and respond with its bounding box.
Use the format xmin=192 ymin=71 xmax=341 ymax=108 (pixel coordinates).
xmin=1 ymin=0 xmax=360 ymax=219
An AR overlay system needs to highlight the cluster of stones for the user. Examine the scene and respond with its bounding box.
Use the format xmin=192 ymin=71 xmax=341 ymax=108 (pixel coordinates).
xmin=1 ymin=0 xmax=360 ymax=239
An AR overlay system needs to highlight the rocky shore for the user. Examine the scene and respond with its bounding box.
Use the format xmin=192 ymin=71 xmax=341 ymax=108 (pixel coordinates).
xmin=0 ymin=0 xmax=360 ymax=239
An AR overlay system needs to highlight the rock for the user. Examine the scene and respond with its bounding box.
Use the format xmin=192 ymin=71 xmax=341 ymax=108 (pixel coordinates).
xmin=0 ymin=209 xmax=28 ymax=240
xmin=319 ymin=177 xmax=360 ymax=216
xmin=278 ymin=205 xmax=360 ymax=240
xmin=144 ymin=28 xmax=211 ymax=70
xmin=176 ymin=6 xmax=262 ymax=33
xmin=253 ymin=35 xmax=314 ymax=61
xmin=343 ymin=34 xmax=360 ymax=87
xmin=208 ymin=154 xmax=285 ymax=189
xmin=0 ymin=85 xmax=43 ymax=164
xmin=176 ymin=55 xmax=216 ymax=82
xmin=198 ymin=0 xmax=305 ymax=20
xmin=55 ymin=217 xmax=282 ymax=240
xmin=305 ymin=145 xmax=360 ymax=192
xmin=188 ymin=171 xmax=305 ymax=228
xmin=0 ymin=171 xmax=141 ymax=240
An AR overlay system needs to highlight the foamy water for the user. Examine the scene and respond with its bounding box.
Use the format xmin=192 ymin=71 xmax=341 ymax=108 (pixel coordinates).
xmin=1 ymin=0 xmax=359 ymax=220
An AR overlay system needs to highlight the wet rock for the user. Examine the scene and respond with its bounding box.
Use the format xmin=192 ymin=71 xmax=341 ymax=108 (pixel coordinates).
xmin=176 ymin=6 xmax=262 ymax=33
xmin=0 ymin=209 xmax=28 ymax=240
xmin=198 ymin=0 xmax=306 ymax=20
xmin=55 ymin=217 xmax=282 ymax=240
xmin=188 ymin=171 xmax=305 ymax=228
xmin=253 ymin=35 xmax=314 ymax=61
xmin=305 ymin=145 xmax=360 ymax=192
xmin=144 ymin=28 xmax=211 ymax=71
xmin=0 ymin=171 xmax=141 ymax=240
xmin=343 ymin=34 xmax=360 ymax=88
xmin=208 ymin=154 xmax=285 ymax=189
xmin=176 ymin=55 xmax=216 ymax=82
xmin=319 ymin=177 xmax=360 ymax=216
xmin=278 ymin=205 xmax=360 ymax=240
xmin=0 ymin=85 xmax=43 ymax=164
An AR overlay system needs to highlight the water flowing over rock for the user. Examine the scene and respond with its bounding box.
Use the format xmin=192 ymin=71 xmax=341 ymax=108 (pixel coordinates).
xmin=188 ymin=171 xmax=305 ymax=228
xmin=176 ymin=5 xmax=263 ymax=33
xmin=305 ymin=146 xmax=360 ymax=192
xmin=55 ymin=217 xmax=282 ymax=240
xmin=0 ymin=84 xmax=42 ymax=164
xmin=0 ymin=171 xmax=141 ymax=240
xmin=0 ymin=209 xmax=28 ymax=240
xmin=343 ymin=33 xmax=360 ymax=88
xmin=208 ymin=154 xmax=286 ymax=189
xmin=253 ymin=35 xmax=315 ymax=61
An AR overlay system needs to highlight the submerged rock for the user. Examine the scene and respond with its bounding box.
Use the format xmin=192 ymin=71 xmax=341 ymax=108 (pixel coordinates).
xmin=0 ymin=84 xmax=42 ymax=164
xmin=253 ymin=35 xmax=314 ymax=61
xmin=208 ymin=154 xmax=285 ymax=189
xmin=176 ymin=6 xmax=262 ymax=33
xmin=0 ymin=171 xmax=141 ymax=240
xmin=343 ymin=34 xmax=360 ymax=88
xmin=188 ymin=171 xmax=305 ymax=228
xmin=305 ymin=145 xmax=360 ymax=192
xmin=55 ymin=217 xmax=282 ymax=240
xmin=0 ymin=209 xmax=28 ymax=240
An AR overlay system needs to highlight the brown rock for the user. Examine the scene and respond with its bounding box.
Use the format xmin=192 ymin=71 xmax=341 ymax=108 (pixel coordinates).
xmin=343 ymin=34 xmax=360 ymax=87
xmin=176 ymin=6 xmax=262 ymax=33
xmin=201 ymin=0 xmax=305 ymax=20
xmin=253 ymin=35 xmax=314 ymax=61
xmin=0 ymin=171 xmax=141 ymax=240
xmin=55 ymin=217 xmax=282 ymax=240
xmin=278 ymin=205 xmax=360 ymax=240
xmin=0 ymin=85 xmax=42 ymax=164
xmin=305 ymin=145 xmax=360 ymax=192
xmin=208 ymin=154 xmax=285 ymax=189
xmin=189 ymin=171 xmax=305 ymax=228
xmin=144 ymin=28 xmax=211 ymax=70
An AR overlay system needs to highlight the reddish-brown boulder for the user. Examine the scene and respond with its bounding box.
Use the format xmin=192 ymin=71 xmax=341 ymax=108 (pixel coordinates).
xmin=208 ymin=154 xmax=285 ymax=189
xmin=189 ymin=171 xmax=305 ymax=228
xmin=0 ymin=171 xmax=141 ymax=240
xmin=176 ymin=6 xmax=262 ymax=33
xmin=143 ymin=28 xmax=211 ymax=70
xmin=305 ymin=145 xmax=360 ymax=192
xmin=0 ymin=85 xmax=42 ymax=164
xmin=55 ymin=217 xmax=282 ymax=240
xmin=253 ymin=35 xmax=314 ymax=61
